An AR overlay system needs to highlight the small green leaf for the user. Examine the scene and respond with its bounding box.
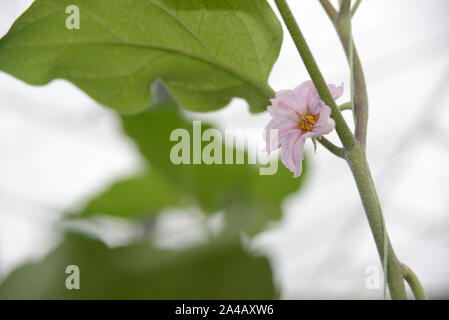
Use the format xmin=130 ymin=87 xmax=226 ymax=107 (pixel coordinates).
xmin=0 ymin=0 xmax=282 ymax=113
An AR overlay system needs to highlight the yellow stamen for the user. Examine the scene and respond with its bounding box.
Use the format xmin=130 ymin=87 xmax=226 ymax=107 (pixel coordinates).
xmin=297 ymin=108 xmax=319 ymax=132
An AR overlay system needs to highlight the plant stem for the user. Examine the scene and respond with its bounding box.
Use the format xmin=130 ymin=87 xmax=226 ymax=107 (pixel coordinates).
xmin=338 ymin=2 xmax=369 ymax=147
xmin=345 ymin=144 xmax=407 ymax=299
xmin=274 ymin=0 xmax=408 ymax=299
xmin=341 ymin=0 xmax=388 ymax=299
xmin=402 ymin=264 xmax=428 ymax=300
xmin=318 ymin=0 xmax=337 ymax=19
xmin=317 ymin=137 xmax=345 ymax=158
xmin=339 ymin=102 xmax=352 ymax=111
xmin=319 ymin=0 xmax=369 ymax=147
xmin=351 ymin=0 xmax=362 ymax=16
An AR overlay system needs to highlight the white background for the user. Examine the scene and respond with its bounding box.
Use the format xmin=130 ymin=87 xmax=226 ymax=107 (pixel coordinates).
xmin=1 ymin=0 xmax=448 ymax=299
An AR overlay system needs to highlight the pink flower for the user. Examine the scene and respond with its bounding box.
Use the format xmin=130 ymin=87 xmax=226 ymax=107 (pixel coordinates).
xmin=264 ymin=80 xmax=343 ymax=177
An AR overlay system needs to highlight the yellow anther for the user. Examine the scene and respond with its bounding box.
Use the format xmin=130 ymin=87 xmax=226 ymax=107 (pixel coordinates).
xmin=304 ymin=121 xmax=312 ymax=131
xmin=297 ymin=110 xmax=318 ymax=132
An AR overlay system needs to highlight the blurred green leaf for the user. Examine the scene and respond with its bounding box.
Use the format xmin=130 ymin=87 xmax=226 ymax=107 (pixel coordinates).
xmin=0 ymin=233 xmax=276 ymax=299
xmin=79 ymin=84 xmax=306 ymax=235
xmin=0 ymin=0 xmax=282 ymax=113
xmin=81 ymin=170 xmax=181 ymax=219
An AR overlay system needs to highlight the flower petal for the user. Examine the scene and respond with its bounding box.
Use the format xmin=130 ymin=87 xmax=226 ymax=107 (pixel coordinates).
xmin=264 ymin=117 xmax=298 ymax=152
xmin=328 ymin=83 xmax=344 ymax=100
xmin=280 ymin=132 xmax=306 ymax=178
xmin=267 ymin=105 xmax=298 ymax=123
xmin=292 ymin=80 xmax=315 ymax=114
xmin=270 ymin=90 xmax=303 ymax=115
xmin=308 ymin=82 xmax=344 ymax=115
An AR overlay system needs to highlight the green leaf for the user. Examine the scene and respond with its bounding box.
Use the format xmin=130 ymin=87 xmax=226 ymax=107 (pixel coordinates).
xmin=76 ymin=83 xmax=306 ymax=235
xmin=81 ymin=170 xmax=181 ymax=219
xmin=77 ymin=83 xmax=306 ymax=235
xmin=119 ymin=98 xmax=305 ymax=235
xmin=0 ymin=0 xmax=282 ymax=113
xmin=0 ymin=233 xmax=276 ymax=299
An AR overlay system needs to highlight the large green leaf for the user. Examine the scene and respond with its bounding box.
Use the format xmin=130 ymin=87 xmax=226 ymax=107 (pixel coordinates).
xmin=0 ymin=0 xmax=282 ymax=113
xmin=0 ymin=233 xmax=276 ymax=299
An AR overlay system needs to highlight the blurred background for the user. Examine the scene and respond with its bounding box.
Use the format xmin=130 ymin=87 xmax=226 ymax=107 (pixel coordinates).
xmin=0 ymin=0 xmax=448 ymax=299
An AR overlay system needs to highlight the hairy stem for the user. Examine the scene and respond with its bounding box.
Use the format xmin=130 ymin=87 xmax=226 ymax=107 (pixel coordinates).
xmin=401 ymin=264 xmax=428 ymax=300
xmin=318 ymin=137 xmax=345 ymax=158
xmin=318 ymin=0 xmax=337 ymax=19
xmin=339 ymin=102 xmax=352 ymax=111
xmin=274 ymin=0 xmax=408 ymax=299
xmin=351 ymin=0 xmax=362 ymax=16
xmin=319 ymin=0 xmax=369 ymax=147
xmin=345 ymin=144 xmax=407 ymax=299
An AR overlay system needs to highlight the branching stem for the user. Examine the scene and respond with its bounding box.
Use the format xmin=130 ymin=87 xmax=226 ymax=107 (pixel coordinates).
xmin=402 ymin=264 xmax=428 ymax=300
xmin=317 ymin=137 xmax=345 ymax=158
xmin=274 ymin=0 xmax=417 ymax=300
